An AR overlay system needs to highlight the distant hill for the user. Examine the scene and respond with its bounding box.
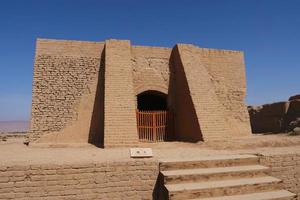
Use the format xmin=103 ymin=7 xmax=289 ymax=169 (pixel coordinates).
xmin=0 ymin=121 xmax=29 ymax=133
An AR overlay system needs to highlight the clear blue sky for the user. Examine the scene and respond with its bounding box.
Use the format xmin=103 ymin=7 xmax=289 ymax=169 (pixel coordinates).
xmin=0 ymin=0 xmax=299 ymax=121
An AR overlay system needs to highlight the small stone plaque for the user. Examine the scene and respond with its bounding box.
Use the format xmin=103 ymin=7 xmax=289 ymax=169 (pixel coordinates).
xmin=130 ymin=148 xmax=153 ymax=158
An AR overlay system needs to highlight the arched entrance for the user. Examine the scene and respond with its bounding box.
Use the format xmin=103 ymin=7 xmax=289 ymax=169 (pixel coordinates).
xmin=136 ymin=91 xmax=171 ymax=142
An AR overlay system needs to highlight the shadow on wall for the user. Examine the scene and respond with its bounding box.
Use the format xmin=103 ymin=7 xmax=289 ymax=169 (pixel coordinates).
xmin=88 ymin=49 xmax=105 ymax=147
xmin=87 ymin=45 xmax=204 ymax=146
xmin=168 ymin=45 xmax=203 ymax=142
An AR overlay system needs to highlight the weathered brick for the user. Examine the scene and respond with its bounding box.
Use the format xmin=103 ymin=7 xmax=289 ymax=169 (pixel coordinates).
xmin=28 ymin=38 xmax=251 ymax=146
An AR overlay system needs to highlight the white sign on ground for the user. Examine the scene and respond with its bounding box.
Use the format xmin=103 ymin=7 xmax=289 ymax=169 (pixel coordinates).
xmin=130 ymin=148 xmax=153 ymax=158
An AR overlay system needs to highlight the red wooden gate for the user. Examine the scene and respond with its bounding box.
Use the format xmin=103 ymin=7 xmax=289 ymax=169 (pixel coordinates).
xmin=136 ymin=110 xmax=170 ymax=142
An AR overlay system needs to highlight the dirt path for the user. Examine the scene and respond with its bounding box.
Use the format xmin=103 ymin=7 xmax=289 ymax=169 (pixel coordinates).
xmin=1 ymin=134 xmax=300 ymax=166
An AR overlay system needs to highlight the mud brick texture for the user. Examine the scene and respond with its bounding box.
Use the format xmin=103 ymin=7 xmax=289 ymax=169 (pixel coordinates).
xmin=0 ymin=160 xmax=159 ymax=200
xmin=29 ymin=38 xmax=251 ymax=146
xmin=0 ymin=153 xmax=299 ymax=199
xmin=260 ymin=153 xmax=300 ymax=199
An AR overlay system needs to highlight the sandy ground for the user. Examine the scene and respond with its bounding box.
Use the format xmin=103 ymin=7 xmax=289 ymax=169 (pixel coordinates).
xmin=1 ymin=134 xmax=300 ymax=166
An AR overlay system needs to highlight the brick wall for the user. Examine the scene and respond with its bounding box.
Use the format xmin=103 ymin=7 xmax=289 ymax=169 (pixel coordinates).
xmin=0 ymin=160 xmax=158 ymax=200
xmin=0 ymin=153 xmax=299 ymax=200
xmin=29 ymin=38 xmax=251 ymax=145
xmin=104 ymin=40 xmax=139 ymax=147
xmin=30 ymin=39 xmax=104 ymax=143
xmin=197 ymin=48 xmax=251 ymax=136
xmin=260 ymin=153 xmax=300 ymax=199
xmin=132 ymin=46 xmax=171 ymax=96
xmin=174 ymin=44 xmax=232 ymax=140
xmin=171 ymin=44 xmax=251 ymax=141
xmin=169 ymin=45 xmax=204 ymax=141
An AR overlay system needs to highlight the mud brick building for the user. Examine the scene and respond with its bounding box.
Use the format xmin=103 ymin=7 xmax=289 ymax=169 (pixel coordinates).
xmin=29 ymin=39 xmax=251 ymax=147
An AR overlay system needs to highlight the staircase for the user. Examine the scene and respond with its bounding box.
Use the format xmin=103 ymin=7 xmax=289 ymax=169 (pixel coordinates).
xmin=158 ymin=154 xmax=296 ymax=200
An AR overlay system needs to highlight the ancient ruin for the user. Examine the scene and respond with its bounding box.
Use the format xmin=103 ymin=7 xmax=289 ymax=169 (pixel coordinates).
xmin=248 ymin=94 xmax=300 ymax=133
xmin=29 ymin=38 xmax=252 ymax=147
xmin=0 ymin=38 xmax=299 ymax=200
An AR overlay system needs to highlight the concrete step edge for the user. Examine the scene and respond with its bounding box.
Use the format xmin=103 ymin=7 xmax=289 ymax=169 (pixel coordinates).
xmin=191 ymin=190 xmax=296 ymax=200
xmin=165 ymin=176 xmax=281 ymax=192
xmin=161 ymin=165 xmax=268 ymax=176
xmin=159 ymin=154 xmax=257 ymax=164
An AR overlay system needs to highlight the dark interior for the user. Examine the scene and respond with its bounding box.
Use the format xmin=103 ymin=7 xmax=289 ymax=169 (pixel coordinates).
xmin=137 ymin=90 xmax=167 ymax=111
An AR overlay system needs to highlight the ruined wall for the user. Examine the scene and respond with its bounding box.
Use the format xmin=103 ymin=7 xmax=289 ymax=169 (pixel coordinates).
xmin=29 ymin=39 xmax=104 ymax=143
xmin=0 ymin=160 xmax=159 ymax=200
xmin=248 ymin=96 xmax=300 ymax=133
xmin=248 ymin=102 xmax=289 ymax=133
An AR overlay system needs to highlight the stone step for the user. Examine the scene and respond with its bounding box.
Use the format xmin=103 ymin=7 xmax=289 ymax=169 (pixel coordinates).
xmin=194 ymin=190 xmax=296 ymax=200
xmin=161 ymin=165 xmax=269 ymax=184
xmin=166 ymin=176 xmax=282 ymax=200
xmin=159 ymin=154 xmax=259 ymax=171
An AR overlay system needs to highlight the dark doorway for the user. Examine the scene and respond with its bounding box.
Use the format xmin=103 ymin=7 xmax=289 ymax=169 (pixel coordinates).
xmin=136 ymin=90 xmax=170 ymax=142
xmin=137 ymin=90 xmax=167 ymax=111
